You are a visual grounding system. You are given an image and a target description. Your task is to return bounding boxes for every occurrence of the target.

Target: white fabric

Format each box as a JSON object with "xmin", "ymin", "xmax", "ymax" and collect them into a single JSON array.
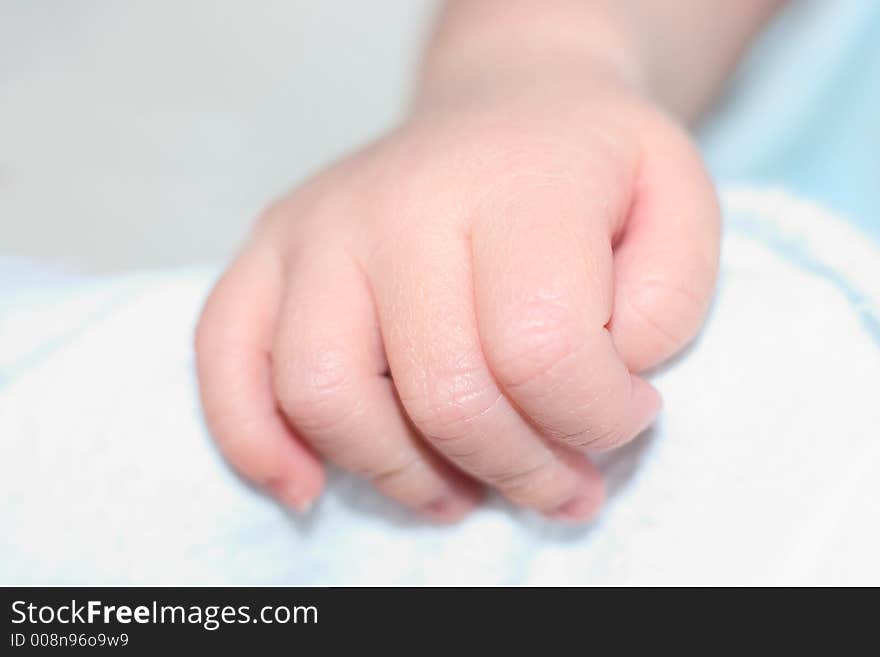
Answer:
[{"xmin": 2, "ymin": 187, "xmax": 878, "ymax": 585}]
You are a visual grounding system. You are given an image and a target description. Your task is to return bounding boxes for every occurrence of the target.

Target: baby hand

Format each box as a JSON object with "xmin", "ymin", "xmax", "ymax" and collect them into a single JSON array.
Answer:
[{"xmin": 195, "ymin": 82, "xmax": 719, "ymax": 522}]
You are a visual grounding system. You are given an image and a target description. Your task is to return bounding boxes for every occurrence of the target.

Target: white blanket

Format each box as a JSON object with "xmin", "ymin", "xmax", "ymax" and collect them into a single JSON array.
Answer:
[{"xmin": 2, "ymin": 187, "xmax": 878, "ymax": 585}]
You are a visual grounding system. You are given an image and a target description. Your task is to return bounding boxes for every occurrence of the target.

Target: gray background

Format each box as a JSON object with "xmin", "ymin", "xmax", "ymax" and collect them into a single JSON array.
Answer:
[{"xmin": 1, "ymin": 0, "xmax": 436, "ymax": 271}]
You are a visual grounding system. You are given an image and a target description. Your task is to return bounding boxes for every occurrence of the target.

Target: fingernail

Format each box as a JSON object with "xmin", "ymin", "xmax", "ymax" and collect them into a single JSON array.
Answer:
[
  {"xmin": 632, "ymin": 379, "xmax": 663, "ymax": 437},
  {"xmin": 268, "ymin": 480, "xmax": 314, "ymax": 513},
  {"xmin": 546, "ymin": 482, "xmax": 604, "ymax": 522},
  {"xmin": 291, "ymin": 497, "xmax": 314, "ymax": 514},
  {"xmin": 421, "ymin": 496, "xmax": 473, "ymax": 523}
]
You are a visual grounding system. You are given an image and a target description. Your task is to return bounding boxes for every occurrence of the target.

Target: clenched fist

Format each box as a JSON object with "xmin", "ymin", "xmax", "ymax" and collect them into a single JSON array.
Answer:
[{"xmin": 195, "ymin": 73, "xmax": 719, "ymax": 523}]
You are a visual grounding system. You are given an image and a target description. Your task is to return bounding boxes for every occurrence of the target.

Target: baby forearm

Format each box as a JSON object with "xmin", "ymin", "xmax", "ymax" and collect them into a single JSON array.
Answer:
[{"xmin": 418, "ymin": 0, "xmax": 784, "ymax": 121}]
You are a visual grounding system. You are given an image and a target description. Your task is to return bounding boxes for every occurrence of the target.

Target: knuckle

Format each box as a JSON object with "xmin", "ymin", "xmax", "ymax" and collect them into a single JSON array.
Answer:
[
  {"xmin": 557, "ymin": 417, "xmax": 626, "ymax": 451},
  {"xmin": 491, "ymin": 458, "xmax": 569, "ymax": 510},
  {"xmin": 367, "ymin": 456, "xmax": 425, "ymax": 491},
  {"xmin": 535, "ymin": 384, "xmax": 631, "ymax": 450},
  {"xmin": 403, "ymin": 367, "xmax": 500, "ymax": 444},
  {"xmin": 488, "ymin": 295, "xmax": 581, "ymax": 390},
  {"xmin": 272, "ymin": 347, "xmax": 357, "ymax": 433},
  {"xmin": 492, "ymin": 458, "xmax": 554, "ymax": 493}
]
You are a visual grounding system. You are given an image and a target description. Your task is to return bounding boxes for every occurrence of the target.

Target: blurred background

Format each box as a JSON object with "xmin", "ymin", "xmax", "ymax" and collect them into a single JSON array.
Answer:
[
  {"xmin": 2, "ymin": 1, "xmax": 877, "ymax": 272},
  {"xmin": 1, "ymin": 0, "xmax": 436, "ymax": 271}
]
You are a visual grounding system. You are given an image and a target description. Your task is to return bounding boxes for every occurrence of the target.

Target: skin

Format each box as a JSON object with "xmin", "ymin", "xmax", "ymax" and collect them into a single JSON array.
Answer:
[{"xmin": 195, "ymin": 0, "xmax": 782, "ymax": 522}]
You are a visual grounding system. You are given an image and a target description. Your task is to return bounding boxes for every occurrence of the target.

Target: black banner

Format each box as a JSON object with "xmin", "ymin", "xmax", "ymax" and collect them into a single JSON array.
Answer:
[
  {"xmin": 0, "ymin": 586, "xmax": 857, "ymax": 651},
  {"xmin": 2, "ymin": 586, "xmax": 654, "ymax": 651}
]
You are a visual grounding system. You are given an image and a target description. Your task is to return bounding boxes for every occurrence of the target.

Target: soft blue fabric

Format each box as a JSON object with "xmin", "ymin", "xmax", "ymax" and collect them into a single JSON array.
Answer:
[
  {"xmin": 3, "ymin": 189, "xmax": 880, "ymax": 585},
  {"xmin": 699, "ymin": 0, "xmax": 880, "ymax": 241}
]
